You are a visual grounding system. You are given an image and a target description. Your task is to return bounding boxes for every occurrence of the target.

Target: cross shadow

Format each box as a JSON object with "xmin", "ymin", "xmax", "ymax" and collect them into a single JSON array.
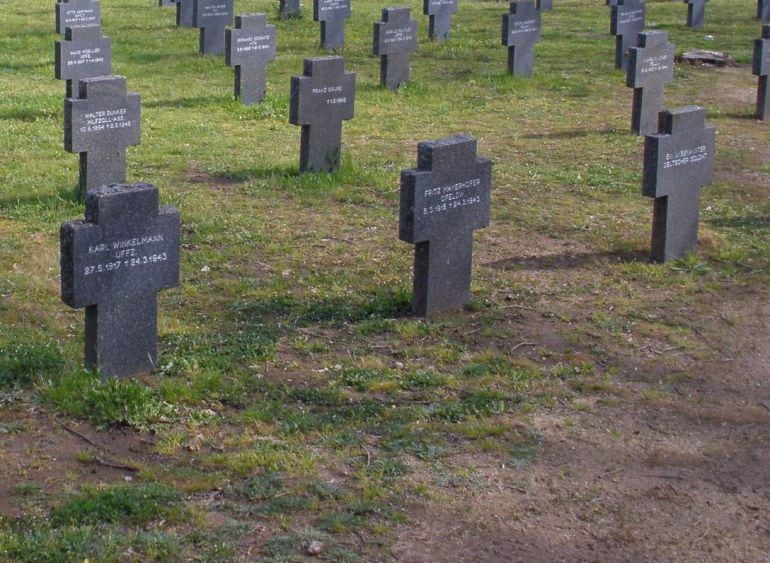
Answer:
[
  {"xmin": 0, "ymin": 107, "xmax": 58, "ymax": 122},
  {"xmin": 485, "ymin": 248, "xmax": 649, "ymax": 271},
  {"xmin": 0, "ymin": 188, "xmax": 79, "ymax": 210},
  {"xmin": 523, "ymin": 127, "xmax": 625, "ymax": 140},
  {"xmin": 143, "ymin": 95, "xmax": 231, "ymax": 109},
  {"xmin": 707, "ymin": 215, "xmax": 770, "ymax": 230}
]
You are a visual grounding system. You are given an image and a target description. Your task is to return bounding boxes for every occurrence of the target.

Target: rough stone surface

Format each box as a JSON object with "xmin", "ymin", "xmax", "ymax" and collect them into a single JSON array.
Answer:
[
  {"xmin": 423, "ymin": 0, "xmax": 457, "ymax": 41},
  {"xmin": 55, "ymin": 24, "xmax": 112, "ymax": 98},
  {"xmin": 684, "ymin": 0, "xmax": 708, "ymax": 28},
  {"xmin": 193, "ymin": 0, "xmax": 234, "ymax": 55},
  {"xmin": 501, "ymin": 1, "xmax": 541, "ymax": 77},
  {"xmin": 60, "ymin": 183, "xmax": 180, "ymax": 379},
  {"xmin": 290, "ymin": 57, "xmax": 355, "ymax": 172},
  {"xmin": 761, "ymin": 0, "xmax": 770, "ymax": 22},
  {"xmin": 225, "ymin": 14, "xmax": 276, "ymax": 105},
  {"xmin": 400, "ymin": 134, "xmax": 492, "ymax": 316},
  {"xmin": 65, "ymin": 76, "xmax": 141, "ymax": 200},
  {"xmin": 611, "ymin": 0, "xmax": 646, "ymax": 71},
  {"xmin": 373, "ymin": 7, "xmax": 418, "ymax": 90},
  {"xmin": 56, "ymin": 0, "xmax": 100, "ymax": 35},
  {"xmin": 313, "ymin": 0, "xmax": 350, "ymax": 50},
  {"xmin": 753, "ymin": 25, "xmax": 770, "ymax": 120},
  {"xmin": 627, "ymin": 30, "xmax": 675, "ymax": 136},
  {"xmin": 643, "ymin": 107, "xmax": 715, "ymax": 263}
]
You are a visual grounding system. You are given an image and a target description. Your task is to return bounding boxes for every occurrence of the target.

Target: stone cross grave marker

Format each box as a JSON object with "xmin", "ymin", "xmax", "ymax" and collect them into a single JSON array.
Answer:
[
  {"xmin": 177, "ymin": 0, "xmax": 194, "ymax": 27},
  {"xmin": 61, "ymin": 183, "xmax": 180, "ymax": 379},
  {"xmin": 55, "ymin": 24, "xmax": 112, "ymax": 98},
  {"xmin": 611, "ymin": 0, "xmax": 645, "ymax": 71},
  {"xmin": 280, "ymin": 0, "xmax": 301, "ymax": 19},
  {"xmin": 753, "ymin": 25, "xmax": 770, "ymax": 120},
  {"xmin": 537, "ymin": 0, "xmax": 552, "ymax": 10},
  {"xmin": 501, "ymin": 1, "xmax": 541, "ymax": 77},
  {"xmin": 399, "ymin": 134, "xmax": 492, "ymax": 316},
  {"xmin": 65, "ymin": 75, "xmax": 141, "ymax": 200},
  {"xmin": 761, "ymin": 0, "xmax": 770, "ymax": 22},
  {"xmin": 194, "ymin": 0, "xmax": 234, "ymax": 55},
  {"xmin": 290, "ymin": 57, "xmax": 355, "ymax": 172},
  {"xmin": 313, "ymin": 0, "xmax": 350, "ymax": 50},
  {"xmin": 424, "ymin": 0, "xmax": 457, "ymax": 41},
  {"xmin": 627, "ymin": 30, "xmax": 675, "ymax": 135},
  {"xmin": 225, "ymin": 14, "xmax": 276, "ymax": 105},
  {"xmin": 373, "ymin": 7, "xmax": 418, "ymax": 90},
  {"xmin": 684, "ymin": 0, "xmax": 707, "ymax": 28},
  {"xmin": 643, "ymin": 107, "xmax": 715, "ymax": 262},
  {"xmin": 56, "ymin": 0, "xmax": 100, "ymax": 35}
]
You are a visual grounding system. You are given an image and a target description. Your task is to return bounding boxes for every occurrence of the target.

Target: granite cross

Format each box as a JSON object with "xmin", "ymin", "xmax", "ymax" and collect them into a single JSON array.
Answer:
[
  {"xmin": 684, "ymin": 0, "xmax": 708, "ymax": 28},
  {"xmin": 501, "ymin": 1, "xmax": 541, "ymax": 77},
  {"xmin": 65, "ymin": 75, "xmax": 141, "ymax": 200},
  {"xmin": 280, "ymin": 0, "xmax": 301, "ymax": 18},
  {"xmin": 611, "ymin": 0, "xmax": 646, "ymax": 71},
  {"xmin": 373, "ymin": 7, "xmax": 418, "ymax": 90},
  {"xmin": 627, "ymin": 30, "xmax": 675, "ymax": 135},
  {"xmin": 642, "ymin": 107, "xmax": 715, "ymax": 262},
  {"xmin": 56, "ymin": 0, "xmax": 100, "ymax": 35},
  {"xmin": 193, "ymin": 0, "xmax": 234, "ymax": 55},
  {"xmin": 314, "ymin": 0, "xmax": 351, "ymax": 50},
  {"xmin": 55, "ymin": 24, "xmax": 112, "ymax": 98},
  {"xmin": 225, "ymin": 14, "xmax": 276, "ymax": 105},
  {"xmin": 290, "ymin": 57, "xmax": 356, "ymax": 172},
  {"xmin": 753, "ymin": 25, "xmax": 770, "ymax": 120},
  {"xmin": 177, "ymin": 0, "xmax": 194, "ymax": 27},
  {"xmin": 61, "ymin": 183, "xmax": 180, "ymax": 379},
  {"xmin": 760, "ymin": 0, "xmax": 770, "ymax": 23},
  {"xmin": 399, "ymin": 135, "xmax": 492, "ymax": 316},
  {"xmin": 537, "ymin": 0, "xmax": 552, "ymax": 10},
  {"xmin": 424, "ymin": 0, "xmax": 457, "ymax": 41}
]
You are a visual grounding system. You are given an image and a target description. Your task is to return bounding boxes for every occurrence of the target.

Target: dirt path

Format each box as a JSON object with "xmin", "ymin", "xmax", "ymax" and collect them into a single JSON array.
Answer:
[{"xmin": 390, "ymin": 296, "xmax": 770, "ymax": 561}]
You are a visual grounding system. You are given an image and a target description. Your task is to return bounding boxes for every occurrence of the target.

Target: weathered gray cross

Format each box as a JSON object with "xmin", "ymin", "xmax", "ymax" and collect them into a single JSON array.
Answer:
[
  {"xmin": 753, "ymin": 25, "xmax": 770, "ymax": 120},
  {"xmin": 61, "ymin": 183, "xmax": 180, "ymax": 378},
  {"xmin": 400, "ymin": 135, "xmax": 492, "ymax": 316},
  {"xmin": 225, "ymin": 14, "xmax": 276, "ymax": 105},
  {"xmin": 643, "ymin": 107, "xmax": 715, "ymax": 262},
  {"xmin": 65, "ymin": 75, "xmax": 141, "ymax": 200},
  {"xmin": 627, "ymin": 30, "xmax": 675, "ymax": 135}
]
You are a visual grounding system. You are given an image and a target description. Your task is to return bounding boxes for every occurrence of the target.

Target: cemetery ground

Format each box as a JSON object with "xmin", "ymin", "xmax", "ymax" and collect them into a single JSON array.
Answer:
[{"xmin": 1, "ymin": 0, "xmax": 769, "ymax": 560}]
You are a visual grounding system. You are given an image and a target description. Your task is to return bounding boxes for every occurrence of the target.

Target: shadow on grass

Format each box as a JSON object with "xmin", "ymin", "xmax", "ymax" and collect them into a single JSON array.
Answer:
[
  {"xmin": 523, "ymin": 127, "xmax": 625, "ymax": 140},
  {"xmin": 143, "ymin": 95, "xmax": 231, "ymax": 109},
  {"xmin": 0, "ymin": 187, "xmax": 79, "ymax": 211},
  {"xmin": 0, "ymin": 107, "xmax": 58, "ymax": 122},
  {"xmin": 707, "ymin": 215, "xmax": 770, "ymax": 230},
  {"xmin": 486, "ymin": 248, "xmax": 648, "ymax": 271}
]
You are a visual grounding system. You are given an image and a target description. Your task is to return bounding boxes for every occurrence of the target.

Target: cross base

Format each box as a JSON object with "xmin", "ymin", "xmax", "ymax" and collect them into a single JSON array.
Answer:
[
  {"xmin": 507, "ymin": 46, "xmax": 535, "ymax": 77},
  {"xmin": 413, "ymin": 232, "xmax": 473, "ymax": 316},
  {"xmin": 381, "ymin": 52, "xmax": 410, "ymax": 90},
  {"xmin": 235, "ymin": 63, "xmax": 267, "ymax": 105},
  {"xmin": 632, "ymin": 85, "xmax": 664, "ymax": 135},
  {"xmin": 85, "ymin": 296, "xmax": 159, "ymax": 378},
  {"xmin": 616, "ymin": 35, "xmax": 633, "ymax": 71},
  {"xmin": 758, "ymin": 75, "xmax": 769, "ymax": 120},
  {"xmin": 301, "ymin": 124, "xmax": 342, "ymax": 172},
  {"xmin": 429, "ymin": 14, "xmax": 451, "ymax": 41},
  {"xmin": 320, "ymin": 20, "xmax": 345, "ymax": 49},
  {"xmin": 651, "ymin": 189, "xmax": 701, "ymax": 263},
  {"xmin": 686, "ymin": 2, "xmax": 706, "ymax": 28},
  {"xmin": 79, "ymin": 148, "xmax": 127, "ymax": 201},
  {"xmin": 200, "ymin": 25, "xmax": 226, "ymax": 55}
]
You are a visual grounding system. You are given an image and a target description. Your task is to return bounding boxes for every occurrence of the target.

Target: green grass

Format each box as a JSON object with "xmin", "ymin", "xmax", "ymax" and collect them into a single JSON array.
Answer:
[{"xmin": 1, "ymin": 0, "xmax": 769, "ymax": 559}]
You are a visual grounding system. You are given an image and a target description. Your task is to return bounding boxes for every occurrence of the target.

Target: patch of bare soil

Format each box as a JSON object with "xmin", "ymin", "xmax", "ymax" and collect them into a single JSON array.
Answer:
[
  {"xmin": 389, "ymin": 293, "xmax": 770, "ymax": 562},
  {"xmin": 0, "ymin": 411, "xmax": 158, "ymax": 518}
]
